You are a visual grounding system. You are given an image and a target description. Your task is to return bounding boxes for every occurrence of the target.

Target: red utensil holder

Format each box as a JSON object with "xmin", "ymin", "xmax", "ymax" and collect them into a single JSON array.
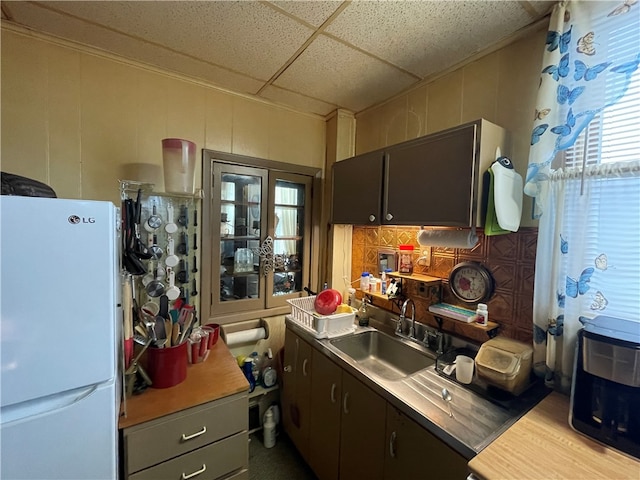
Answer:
[{"xmin": 147, "ymin": 342, "xmax": 187, "ymax": 388}]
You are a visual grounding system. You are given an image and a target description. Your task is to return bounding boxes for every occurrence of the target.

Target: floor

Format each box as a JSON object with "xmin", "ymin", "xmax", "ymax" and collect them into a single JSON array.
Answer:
[{"xmin": 249, "ymin": 430, "xmax": 317, "ymax": 480}]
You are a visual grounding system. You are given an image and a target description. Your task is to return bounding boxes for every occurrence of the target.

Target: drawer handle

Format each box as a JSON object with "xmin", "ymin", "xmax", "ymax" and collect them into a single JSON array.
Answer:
[
  {"xmin": 181, "ymin": 426, "xmax": 207, "ymax": 441},
  {"xmin": 330, "ymin": 383, "xmax": 337, "ymax": 404},
  {"xmin": 343, "ymin": 392, "xmax": 350, "ymax": 414},
  {"xmin": 302, "ymin": 358, "xmax": 308, "ymax": 377},
  {"xmin": 181, "ymin": 464, "xmax": 206, "ymax": 479}
]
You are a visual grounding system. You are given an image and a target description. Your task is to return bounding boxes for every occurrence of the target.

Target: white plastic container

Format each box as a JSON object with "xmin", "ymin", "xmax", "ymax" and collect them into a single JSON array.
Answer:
[
  {"xmin": 360, "ymin": 272, "xmax": 369, "ymax": 291},
  {"xmin": 475, "ymin": 337, "xmax": 533, "ymax": 395},
  {"xmin": 263, "ymin": 409, "xmax": 276, "ymax": 448},
  {"xmin": 475, "ymin": 303, "xmax": 488, "ymax": 326},
  {"xmin": 162, "ymin": 138, "xmax": 196, "ymax": 194}
]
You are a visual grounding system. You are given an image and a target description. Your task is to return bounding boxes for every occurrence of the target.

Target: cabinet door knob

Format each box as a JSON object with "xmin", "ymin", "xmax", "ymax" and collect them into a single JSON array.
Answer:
[
  {"xmin": 343, "ymin": 392, "xmax": 350, "ymax": 414},
  {"xmin": 385, "ymin": 213, "xmax": 393, "ymax": 221},
  {"xmin": 330, "ymin": 383, "xmax": 337, "ymax": 403},
  {"xmin": 302, "ymin": 358, "xmax": 308, "ymax": 376},
  {"xmin": 284, "ymin": 365, "xmax": 292, "ymax": 373},
  {"xmin": 369, "ymin": 215, "xmax": 376, "ymax": 222}
]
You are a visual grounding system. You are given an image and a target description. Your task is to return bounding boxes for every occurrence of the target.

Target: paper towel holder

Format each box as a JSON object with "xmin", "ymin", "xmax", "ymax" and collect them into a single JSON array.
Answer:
[{"xmin": 220, "ymin": 318, "xmax": 270, "ymax": 343}]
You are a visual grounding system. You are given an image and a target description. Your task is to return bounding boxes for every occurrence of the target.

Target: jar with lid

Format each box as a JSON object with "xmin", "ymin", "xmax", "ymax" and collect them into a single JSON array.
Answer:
[
  {"xmin": 360, "ymin": 272, "xmax": 370, "ymax": 291},
  {"xmin": 398, "ymin": 245, "xmax": 414, "ymax": 274},
  {"xmin": 475, "ymin": 303, "xmax": 488, "ymax": 326}
]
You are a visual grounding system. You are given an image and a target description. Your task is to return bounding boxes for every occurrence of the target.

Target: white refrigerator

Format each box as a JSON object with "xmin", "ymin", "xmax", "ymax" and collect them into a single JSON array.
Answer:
[{"xmin": 1, "ymin": 195, "xmax": 121, "ymax": 480}]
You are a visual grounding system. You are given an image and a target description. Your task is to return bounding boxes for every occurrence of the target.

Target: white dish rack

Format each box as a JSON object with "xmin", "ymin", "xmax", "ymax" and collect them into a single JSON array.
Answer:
[{"xmin": 287, "ymin": 296, "xmax": 356, "ymax": 339}]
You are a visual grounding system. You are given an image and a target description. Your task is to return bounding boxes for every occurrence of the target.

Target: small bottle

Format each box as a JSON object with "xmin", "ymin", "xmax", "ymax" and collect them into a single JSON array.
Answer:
[
  {"xmin": 263, "ymin": 408, "xmax": 276, "ymax": 448},
  {"xmin": 250, "ymin": 351, "xmax": 261, "ymax": 383},
  {"xmin": 243, "ymin": 358, "xmax": 256, "ymax": 393},
  {"xmin": 347, "ymin": 287, "xmax": 356, "ymax": 307},
  {"xmin": 381, "ymin": 271, "xmax": 387, "ymax": 295},
  {"xmin": 360, "ymin": 272, "xmax": 370, "ymax": 291},
  {"xmin": 368, "ymin": 275, "xmax": 376, "ymax": 292},
  {"xmin": 475, "ymin": 303, "xmax": 488, "ymax": 326},
  {"xmin": 357, "ymin": 298, "xmax": 369, "ymax": 327},
  {"xmin": 323, "ymin": 282, "xmax": 328, "ymax": 290}
]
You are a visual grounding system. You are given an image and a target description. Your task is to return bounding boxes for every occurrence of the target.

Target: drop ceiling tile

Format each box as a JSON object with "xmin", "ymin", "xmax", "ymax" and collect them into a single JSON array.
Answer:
[
  {"xmin": 274, "ymin": 34, "xmax": 416, "ymax": 112},
  {"xmin": 527, "ymin": 1, "xmax": 555, "ymax": 16},
  {"xmin": 5, "ymin": 2, "xmax": 264, "ymax": 95},
  {"xmin": 325, "ymin": 1, "xmax": 542, "ymax": 78},
  {"xmin": 268, "ymin": 0, "xmax": 343, "ymax": 27},
  {"xmin": 13, "ymin": 1, "xmax": 314, "ymax": 81},
  {"xmin": 260, "ymin": 85, "xmax": 338, "ymax": 116}
]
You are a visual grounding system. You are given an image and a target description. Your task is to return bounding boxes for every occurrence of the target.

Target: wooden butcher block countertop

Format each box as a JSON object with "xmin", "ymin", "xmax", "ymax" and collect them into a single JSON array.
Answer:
[
  {"xmin": 119, "ymin": 339, "xmax": 249, "ymax": 429},
  {"xmin": 468, "ymin": 392, "xmax": 640, "ymax": 479}
]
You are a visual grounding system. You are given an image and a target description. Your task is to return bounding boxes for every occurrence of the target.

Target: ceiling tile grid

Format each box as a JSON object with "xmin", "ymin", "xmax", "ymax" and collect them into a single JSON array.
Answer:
[
  {"xmin": 274, "ymin": 34, "xmax": 417, "ymax": 112},
  {"xmin": 2, "ymin": 0, "xmax": 554, "ymax": 116}
]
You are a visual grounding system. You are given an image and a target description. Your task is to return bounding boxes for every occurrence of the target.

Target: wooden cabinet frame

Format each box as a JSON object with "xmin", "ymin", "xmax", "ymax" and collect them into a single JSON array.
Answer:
[{"xmin": 201, "ymin": 150, "xmax": 322, "ymax": 324}]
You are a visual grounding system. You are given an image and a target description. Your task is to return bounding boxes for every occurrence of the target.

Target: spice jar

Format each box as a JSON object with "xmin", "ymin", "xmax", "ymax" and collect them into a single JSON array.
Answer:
[{"xmin": 398, "ymin": 244, "xmax": 414, "ymax": 274}]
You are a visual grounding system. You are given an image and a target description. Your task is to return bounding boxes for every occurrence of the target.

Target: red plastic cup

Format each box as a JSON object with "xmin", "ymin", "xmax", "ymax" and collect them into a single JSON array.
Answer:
[{"xmin": 202, "ymin": 324, "xmax": 220, "ymax": 348}]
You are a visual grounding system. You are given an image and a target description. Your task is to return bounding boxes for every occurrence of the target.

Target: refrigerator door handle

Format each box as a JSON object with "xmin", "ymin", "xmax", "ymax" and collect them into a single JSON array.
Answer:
[{"xmin": 1, "ymin": 384, "xmax": 98, "ymax": 424}]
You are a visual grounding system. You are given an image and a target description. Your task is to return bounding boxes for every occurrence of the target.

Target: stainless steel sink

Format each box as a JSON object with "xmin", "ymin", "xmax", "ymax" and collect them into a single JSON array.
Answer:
[{"xmin": 329, "ymin": 330, "xmax": 435, "ymax": 381}]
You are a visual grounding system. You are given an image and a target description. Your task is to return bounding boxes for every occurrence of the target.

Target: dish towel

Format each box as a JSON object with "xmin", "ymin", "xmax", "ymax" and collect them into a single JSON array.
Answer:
[{"xmin": 484, "ymin": 167, "xmax": 510, "ymax": 236}]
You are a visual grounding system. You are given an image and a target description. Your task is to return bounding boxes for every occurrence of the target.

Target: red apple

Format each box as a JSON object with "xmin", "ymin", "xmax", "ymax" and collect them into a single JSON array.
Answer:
[{"xmin": 314, "ymin": 289, "xmax": 343, "ymax": 316}]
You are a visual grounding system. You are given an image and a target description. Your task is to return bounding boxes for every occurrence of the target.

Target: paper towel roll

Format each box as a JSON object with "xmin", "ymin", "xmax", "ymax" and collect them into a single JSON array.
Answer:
[
  {"xmin": 225, "ymin": 327, "xmax": 266, "ymax": 347},
  {"xmin": 417, "ymin": 228, "xmax": 478, "ymax": 249}
]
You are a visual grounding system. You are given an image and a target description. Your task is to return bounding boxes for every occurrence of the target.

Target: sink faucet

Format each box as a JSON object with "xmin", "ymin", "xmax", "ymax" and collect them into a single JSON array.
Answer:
[
  {"xmin": 401, "ymin": 298, "xmax": 416, "ymax": 338},
  {"xmin": 424, "ymin": 330, "xmax": 445, "ymax": 356}
]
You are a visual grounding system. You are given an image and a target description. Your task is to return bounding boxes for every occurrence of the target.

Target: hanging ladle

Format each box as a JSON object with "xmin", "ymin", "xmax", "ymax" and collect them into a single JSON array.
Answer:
[{"xmin": 165, "ymin": 204, "xmax": 178, "ymax": 234}]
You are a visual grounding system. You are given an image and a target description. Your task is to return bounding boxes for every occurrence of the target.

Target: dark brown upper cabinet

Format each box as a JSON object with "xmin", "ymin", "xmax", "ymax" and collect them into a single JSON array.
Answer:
[{"xmin": 330, "ymin": 119, "xmax": 509, "ymax": 227}]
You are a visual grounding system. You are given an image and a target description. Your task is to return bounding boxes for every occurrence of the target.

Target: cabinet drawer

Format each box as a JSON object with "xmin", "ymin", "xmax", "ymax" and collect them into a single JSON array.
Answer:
[
  {"xmin": 221, "ymin": 469, "xmax": 248, "ymax": 480},
  {"xmin": 129, "ymin": 431, "xmax": 248, "ymax": 480},
  {"xmin": 124, "ymin": 394, "xmax": 247, "ymax": 474}
]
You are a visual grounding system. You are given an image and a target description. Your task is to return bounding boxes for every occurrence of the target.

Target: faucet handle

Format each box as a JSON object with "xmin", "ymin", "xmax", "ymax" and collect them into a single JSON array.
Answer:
[{"xmin": 396, "ymin": 317, "xmax": 403, "ymax": 334}]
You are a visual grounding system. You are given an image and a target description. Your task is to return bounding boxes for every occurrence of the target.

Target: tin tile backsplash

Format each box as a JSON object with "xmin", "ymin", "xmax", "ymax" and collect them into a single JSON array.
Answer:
[{"xmin": 351, "ymin": 226, "xmax": 537, "ymax": 344}]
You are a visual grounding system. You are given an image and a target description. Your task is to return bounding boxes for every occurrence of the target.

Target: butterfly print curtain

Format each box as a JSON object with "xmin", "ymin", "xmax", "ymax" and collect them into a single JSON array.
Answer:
[{"xmin": 524, "ymin": 0, "xmax": 640, "ymax": 392}]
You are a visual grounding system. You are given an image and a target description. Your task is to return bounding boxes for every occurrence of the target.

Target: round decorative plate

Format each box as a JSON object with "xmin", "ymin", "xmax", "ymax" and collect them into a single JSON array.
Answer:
[{"xmin": 449, "ymin": 262, "xmax": 494, "ymax": 304}]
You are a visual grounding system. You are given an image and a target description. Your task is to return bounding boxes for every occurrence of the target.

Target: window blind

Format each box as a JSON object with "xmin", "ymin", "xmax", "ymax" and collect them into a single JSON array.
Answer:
[{"xmin": 563, "ymin": 9, "xmax": 640, "ymax": 169}]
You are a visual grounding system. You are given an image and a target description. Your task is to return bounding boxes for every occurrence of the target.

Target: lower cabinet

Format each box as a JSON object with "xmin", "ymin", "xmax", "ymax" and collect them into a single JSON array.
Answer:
[
  {"xmin": 281, "ymin": 328, "xmax": 313, "ymax": 462},
  {"xmin": 308, "ymin": 349, "xmax": 386, "ymax": 480},
  {"xmin": 339, "ymin": 371, "xmax": 387, "ymax": 480},
  {"xmin": 121, "ymin": 393, "xmax": 248, "ymax": 480},
  {"xmin": 384, "ymin": 405, "xmax": 467, "ymax": 480},
  {"xmin": 308, "ymin": 350, "xmax": 342, "ymax": 480},
  {"xmin": 284, "ymin": 327, "xmax": 467, "ymax": 480}
]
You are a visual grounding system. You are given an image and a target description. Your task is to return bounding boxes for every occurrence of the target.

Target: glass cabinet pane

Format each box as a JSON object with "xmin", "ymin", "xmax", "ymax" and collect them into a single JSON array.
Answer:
[
  {"xmin": 214, "ymin": 165, "xmax": 268, "ymax": 313},
  {"xmin": 269, "ymin": 177, "xmax": 310, "ymax": 302}
]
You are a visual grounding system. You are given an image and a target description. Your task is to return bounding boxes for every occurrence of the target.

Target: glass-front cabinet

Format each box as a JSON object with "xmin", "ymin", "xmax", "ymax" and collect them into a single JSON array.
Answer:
[{"xmin": 204, "ymin": 159, "xmax": 313, "ymax": 318}]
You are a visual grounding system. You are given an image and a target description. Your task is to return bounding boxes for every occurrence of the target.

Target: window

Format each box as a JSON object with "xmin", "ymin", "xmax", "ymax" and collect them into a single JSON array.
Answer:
[{"xmin": 562, "ymin": 11, "xmax": 640, "ymax": 169}]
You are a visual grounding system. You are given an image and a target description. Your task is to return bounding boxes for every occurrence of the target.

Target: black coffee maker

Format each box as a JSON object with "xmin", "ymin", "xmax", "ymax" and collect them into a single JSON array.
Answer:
[{"xmin": 570, "ymin": 315, "xmax": 640, "ymax": 460}]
